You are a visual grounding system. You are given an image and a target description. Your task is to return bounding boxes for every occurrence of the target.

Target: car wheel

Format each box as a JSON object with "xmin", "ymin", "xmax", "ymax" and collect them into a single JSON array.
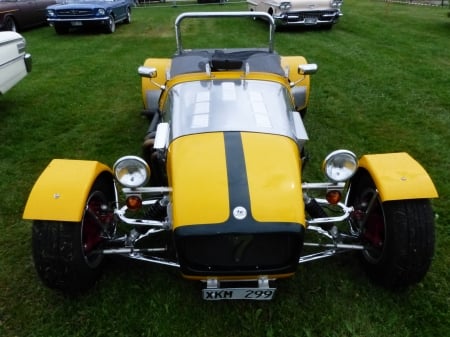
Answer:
[
  {"xmin": 105, "ymin": 15, "xmax": 116, "ymax": 33},
  {"xmin": 4, "ymin": 16, "xmax": 17, "ymax": 32},
  {"xmin": 348, "ymin": 171, "xmax": 435, "ymax": 288},
  {"xmin": 54, "ymin": 24, "xmax": 69, "ymax": 35},
  {"xmin": 124, "ymin": 8, "xmax": 131, "ymax": 24},
  {"xmin": 32, "ymin": 185, "xmax": 112, "ymax": 293}
]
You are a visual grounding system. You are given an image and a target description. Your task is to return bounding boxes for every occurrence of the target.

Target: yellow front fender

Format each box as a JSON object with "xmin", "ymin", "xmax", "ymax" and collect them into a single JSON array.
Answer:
[
  {"xmin": 358, "ymin": 152, "xmax": 438, "ymax": 201},
  {"xmin": 23, "ymin": 159, "xmax": 113, "ymax": 222}
]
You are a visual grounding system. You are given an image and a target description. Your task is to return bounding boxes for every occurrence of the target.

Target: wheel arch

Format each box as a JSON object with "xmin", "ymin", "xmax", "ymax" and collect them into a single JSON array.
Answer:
[
  {"xmin": 4, "ymin": 15, "xmax": 19, "ymax": 31},
  {"xmin": 349, "ymin": 152, "xmax": 438, "ymax": 202},
  {"xmin": 23, "ymin": 159, "xmax": 115, "ymax": 222}
]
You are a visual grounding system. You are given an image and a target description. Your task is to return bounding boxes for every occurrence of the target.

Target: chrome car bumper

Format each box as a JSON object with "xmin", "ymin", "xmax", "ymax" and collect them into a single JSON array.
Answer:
[
  {"xmin": 274, "ymin": 10, "xmax": 342, "ymax": 26},
  {"xmin": 47, "ymin": 16, "xmax": 110, "ymax": 23},
  {"xmin": 24, "ymin": 53, "xmax": 32, "ymax": 73}
]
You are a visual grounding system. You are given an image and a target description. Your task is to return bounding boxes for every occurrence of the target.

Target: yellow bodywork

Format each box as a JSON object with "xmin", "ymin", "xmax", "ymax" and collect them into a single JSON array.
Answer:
[
  {"xmin": 358, "ymin": 152, "xmax": 438, "ymax": 201},
  {"xmin": 242, "ymin": 133, "xmax": 305, "ymax": 223},
  {"xmin": 23, "ymin": 159, "xmax": 112, "ymax": 222},
  {"xmin": 141, "ymin": 56, "xmax": 312, "ymax": 112},
  {"xmin": 168, "ymin": 132, "xmax": 306, "ymax": 229},
  {"xmin": 168, "ymin": 133, "xmax": 230, "ymax": 226}
]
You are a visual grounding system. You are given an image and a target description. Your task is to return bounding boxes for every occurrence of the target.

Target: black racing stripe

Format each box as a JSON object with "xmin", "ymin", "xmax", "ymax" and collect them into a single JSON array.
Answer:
[{"xmin": 223, "ymin": 132, "xmax": 251, "ymax": 216}]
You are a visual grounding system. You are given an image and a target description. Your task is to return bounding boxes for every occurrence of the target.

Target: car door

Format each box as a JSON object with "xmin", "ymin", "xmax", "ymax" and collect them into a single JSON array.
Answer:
[
  {"xmin": 15, "ymin": 0, "xmax": 53, "ymax": 29},
  {"xmin": 15, "ymin": 0, "xmax": 36, "ymax": 28},
  {"xmin": 35, "ymin": 0, "xmax": 56, "ymax": 24}
]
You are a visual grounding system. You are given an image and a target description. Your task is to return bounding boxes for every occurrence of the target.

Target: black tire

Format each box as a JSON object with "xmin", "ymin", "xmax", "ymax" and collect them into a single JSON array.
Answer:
[
  {"xmin": 347, "ymin": 171, "xmax": 435, "ymax": 289},
  {"xmin": 124, "ymin": 8, "xmax": 131, "ymax": 24},
  {"xmin": 105, "ymin": 15, "xmax": 115, "ymax": 33},
  {"xmin": 4, "ymin": 16, "xmax": 17, "ymax": 32},
  {"xmin": 32, "ymin": 184, "xmax": 113, "ymax": 293}
]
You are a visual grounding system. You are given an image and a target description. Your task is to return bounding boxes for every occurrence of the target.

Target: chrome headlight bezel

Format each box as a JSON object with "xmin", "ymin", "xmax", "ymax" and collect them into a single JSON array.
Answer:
[
  {"xmin": 113, "ymin": 156, "xmax": 150, "ymax": 188},
  {"xmin": 97, "ymin": 8, "xmax": 106, "ymax": 16},
  {"xmin": 279, "ymin": 2, "xmax": 292, "ymax": 11},
  {"xmin": 322, "ymin": 150, "xmax": 358, "ymax": 183},
  {"xmin": 330, "ymin": 0, "xmax": 343, "ymax": 8},
  {"xmin": 47, "ymin": 9, "xmax": 56, "ymax": 17}
]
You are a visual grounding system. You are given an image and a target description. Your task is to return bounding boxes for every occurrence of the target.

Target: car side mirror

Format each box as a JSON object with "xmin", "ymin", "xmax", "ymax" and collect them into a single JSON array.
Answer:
[
  {"xmin": 138, "ymin": 66, "xmax": 157, "ymax": 78},
  {"xmin": 298, "ymin": 64, "xmax": 318, "ymax": 75},
  {"xmin": 290, "ymin": 64, "xmax": 318, "ymax": 87},
  {"xmin": 138, "ymin": 66, "xmax": 165, "ymax": 90}
]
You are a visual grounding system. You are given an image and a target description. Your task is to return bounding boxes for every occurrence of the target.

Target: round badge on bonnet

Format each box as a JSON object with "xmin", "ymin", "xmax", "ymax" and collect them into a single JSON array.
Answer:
[{"xmin": 233, "ymin": 206, "xmax": 247, "ymax": 220}]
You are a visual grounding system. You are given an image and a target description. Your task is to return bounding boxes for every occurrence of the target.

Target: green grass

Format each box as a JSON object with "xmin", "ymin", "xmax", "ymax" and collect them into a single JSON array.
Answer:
[{"xmin": 1, "ymin": 1, "xmax": 449, "ymax": 336}]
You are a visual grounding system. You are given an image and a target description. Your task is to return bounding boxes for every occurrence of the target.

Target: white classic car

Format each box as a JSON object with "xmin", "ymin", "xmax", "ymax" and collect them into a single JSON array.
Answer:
[
  {"xmin": 247, "ymin": 0, "xmax": 343, "ymax": 28},
  {"xmin": 0, "ymin": 31, "xmax": 32, "ymax": 94}
]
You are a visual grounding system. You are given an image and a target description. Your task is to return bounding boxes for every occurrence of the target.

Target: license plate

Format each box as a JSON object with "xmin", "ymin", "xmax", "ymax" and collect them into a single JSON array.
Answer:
[
  {"xmin": 71, "ymin": 21, "xmax": 83, "ymax": 26},
  {"xmin": 304, "ymin": 17, "xmax": 317, "ymax": 25},
  {"xmin": 202, "ymin": 288, "xmax": 276, "ymax": 300}
]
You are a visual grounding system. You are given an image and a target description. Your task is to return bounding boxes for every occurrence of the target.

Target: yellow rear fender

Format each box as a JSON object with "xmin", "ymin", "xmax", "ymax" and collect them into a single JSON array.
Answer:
[
  {"xmin": 141, "ymin": 58, "xmax": 171, "ymax": 110},
  {"xmin": 281, "ymin": 56, "xmax": 308, "ymax": 83},
  {"xmin": 281, "ymin": 56, "xmax": 311, "ymax": 111},
  {"xmin": 23, "ymin": 159, "xmax": 115, "ymax": 222},
  {"xmin": 356, "ymin": 152, "xmax": 438, "ymax": 202}
]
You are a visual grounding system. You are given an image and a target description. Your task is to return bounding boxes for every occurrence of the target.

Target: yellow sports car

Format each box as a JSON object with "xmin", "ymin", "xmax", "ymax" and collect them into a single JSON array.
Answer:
[{"xmin": 24, "ymin": 12, "xmax": 438, "ymax": 300}]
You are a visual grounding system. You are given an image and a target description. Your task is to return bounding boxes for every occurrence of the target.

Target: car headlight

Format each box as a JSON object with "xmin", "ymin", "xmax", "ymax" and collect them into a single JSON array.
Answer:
[
  {"xmin": 279, "ymin": 2, "xmax": 291, "ymax": 10},
  {"xmin": 113, "ymin": 156, "xmax": 150, "ymax": 188},
  {"xmin": 97, "ymin": 8, "xmax": 106, "ymax": 16},
  {"xmin": 322, "ymin": 150, "xmax": 358, "ymax": 182},
  {"xmin": 330, "ymin": 0, "xmax": 343, "ymax": 8},
  {"xmin": 47, "ymin": 9, "xmax": 55, "ymax": 17}
]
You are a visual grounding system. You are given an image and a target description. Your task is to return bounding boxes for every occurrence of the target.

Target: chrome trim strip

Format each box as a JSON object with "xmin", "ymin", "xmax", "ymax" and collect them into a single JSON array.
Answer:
[
  {"xmin": 0, "ymin": 37, "xmax": 23, "ymax": 48},
  {"xmin": 0, "ymin": 55, "xmax": 25, "ymax": 70}
]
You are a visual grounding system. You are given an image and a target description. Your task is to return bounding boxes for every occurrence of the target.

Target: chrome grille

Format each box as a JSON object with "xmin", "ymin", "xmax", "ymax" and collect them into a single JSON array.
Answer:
[
  {"xmin": 56, "ymin": 9, "xmax": 94, "ymax": 17},
  {"xmin": 285, "ymin": 10, "xmax": 339, "ymax": 23}
]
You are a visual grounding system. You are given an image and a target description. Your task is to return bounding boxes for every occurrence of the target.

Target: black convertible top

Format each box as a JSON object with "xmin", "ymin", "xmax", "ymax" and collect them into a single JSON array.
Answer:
[{"xmin": 170, "ymin": 49, "xmax": 286, "ymax": 78}]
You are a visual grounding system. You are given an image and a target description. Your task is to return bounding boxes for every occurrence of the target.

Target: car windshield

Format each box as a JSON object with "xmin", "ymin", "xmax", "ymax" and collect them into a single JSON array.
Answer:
[{"xmin": 165, "ymin": 79, "xmax": 297, "ymax": 140}]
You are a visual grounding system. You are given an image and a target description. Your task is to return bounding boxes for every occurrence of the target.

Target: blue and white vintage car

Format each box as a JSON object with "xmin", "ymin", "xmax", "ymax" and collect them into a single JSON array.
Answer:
[{"xmin": 46, "ymin": 0, "xmax": 132, "ymax": 34}]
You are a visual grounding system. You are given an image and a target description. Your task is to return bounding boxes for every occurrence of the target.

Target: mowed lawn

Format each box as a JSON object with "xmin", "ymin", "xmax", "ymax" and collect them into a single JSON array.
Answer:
[{"xmin": 0, "ymin": 1, "xmax": 449, "ymax": 336}]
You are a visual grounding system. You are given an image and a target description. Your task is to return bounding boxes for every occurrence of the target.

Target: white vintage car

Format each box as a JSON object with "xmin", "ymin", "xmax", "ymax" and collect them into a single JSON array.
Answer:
[
  {"xmin": 0, "ymin": 31, "xmax": 32, "ymax": 95},
  {"xmin": 247, "ymin": 0, "xmax": 343, "ymax": 28}
]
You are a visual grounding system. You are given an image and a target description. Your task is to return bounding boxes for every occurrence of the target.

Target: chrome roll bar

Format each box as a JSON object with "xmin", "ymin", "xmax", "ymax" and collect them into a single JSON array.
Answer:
[{"xmin": 174, "ymin": 11, "xmax": 276, "ymax": 54}]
